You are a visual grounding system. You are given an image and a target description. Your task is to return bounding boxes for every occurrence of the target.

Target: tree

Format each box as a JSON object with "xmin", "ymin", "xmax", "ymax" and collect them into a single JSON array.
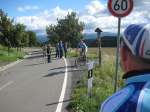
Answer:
[
  {"xmin": 0, "ymin": 9, "xmax": 13, "ymax": 46},
  {"xmin": 0, "ymin": 9, "xmax": 40, "ymax": 49},
  {"xmin": 46, "ymin": 25, "xmax": 59, "ymax": 45},
  {"xmin": 13, "ymin": 24, "xmax": 38, "ymax": 48},
  {"xmin": 21, "ymin": 31, "xmax": 29, "ymax": 47},
  {"xmin": 0, "ymin": 25, "xmax": 3, "ymax": 39},
  {"xmin": 46, "ymin": 12, "xmax": 84, "ymax": 47},
  {"xmin": 27, "ymin": 31, "xmax": 37, "ymax": 47},
  {"xmin": 13, "ymin": 23, "xmax": 26, "ymax": 50},
  {"xmin": 0, "ymin": 9, "xmax": 14, "ymax": 54}
]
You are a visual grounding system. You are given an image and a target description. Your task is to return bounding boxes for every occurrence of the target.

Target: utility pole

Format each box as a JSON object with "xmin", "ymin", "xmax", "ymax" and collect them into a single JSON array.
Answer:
[{"xmin": 95, "ymin": 28, "xmax": 102, "ymax": 66}]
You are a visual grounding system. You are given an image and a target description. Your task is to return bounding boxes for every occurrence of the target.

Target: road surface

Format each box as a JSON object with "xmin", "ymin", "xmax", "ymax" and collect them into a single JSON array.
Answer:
[{"xmin": 0, "ymin": 50, "xmax": 85, "ymax": 112}]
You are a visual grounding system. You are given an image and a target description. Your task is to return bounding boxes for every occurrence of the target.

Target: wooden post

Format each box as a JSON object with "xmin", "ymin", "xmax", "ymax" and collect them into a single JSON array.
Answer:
[{"xmin": 95, "ymin": 28, "xmax": 102, "ymax": 66}]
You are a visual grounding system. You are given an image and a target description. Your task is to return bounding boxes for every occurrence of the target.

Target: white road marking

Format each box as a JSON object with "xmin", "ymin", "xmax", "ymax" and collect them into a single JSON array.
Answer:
[
  {"xmin": 0, "ymin": 60, "xmax": 23, "ymax": 72},
  {"xmin": 55, "ymin": 57, "xmax": 68, "ymax": 112},
  {"xmin": 0, "ymin": 81, "xmax": 14, "ymax": 91}
]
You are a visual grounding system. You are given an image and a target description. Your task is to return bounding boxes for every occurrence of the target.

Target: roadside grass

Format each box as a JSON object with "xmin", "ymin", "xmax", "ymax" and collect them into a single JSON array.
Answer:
[
  {"xmin": 68, "ymin": 49, "xmax": 79, "ymax": 57},
  {"xmin": 67, "ymin": 48, "xmax": 98, "ymax": 60},
  {"xmin": 68, "ymin": 47, "xmax": 124, "ymax": 112},
  {"xmin": 0, "ymin": 45, "xmax": 25, "ymax": 62}
]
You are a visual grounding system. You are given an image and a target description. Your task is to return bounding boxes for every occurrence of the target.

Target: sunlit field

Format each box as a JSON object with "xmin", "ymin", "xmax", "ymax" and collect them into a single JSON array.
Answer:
[
  {"xmin": 88, "ymin": 47, "xmax": 116, "ymax": 56},
  {"xmin": 68, "ymin": 47, "xmax": 116, "ymax": 60}
]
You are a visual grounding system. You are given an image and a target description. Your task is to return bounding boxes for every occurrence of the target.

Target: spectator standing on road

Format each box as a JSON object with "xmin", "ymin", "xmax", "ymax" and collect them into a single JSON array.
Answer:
[
  {"xmin": 100, "ymin": 24, "xmax": 150, "ymax": 112},
  {"xmin": 55, "ymin": 43, "xmax": 60, "ymax": 58},
  {"xmin": 42, "ymin": 45, "xmax": 47, "ymax": 63},
  {"xmin": 59, "ymin": 40, "xmax": 64, "ymax": 58},
  {"xmin": 47, "ymin": 44, "xmax": 51, "ymax": 63},
  {"xmin": 64, "ymin": 42, "xmax": 68, "ymax": 58}
]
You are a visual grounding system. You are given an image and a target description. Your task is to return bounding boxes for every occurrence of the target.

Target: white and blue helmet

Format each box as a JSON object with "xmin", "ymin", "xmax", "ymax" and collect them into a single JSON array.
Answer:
[{"xmin": 123, "ymin": 24, "xmax": 150, "ymax": 59}]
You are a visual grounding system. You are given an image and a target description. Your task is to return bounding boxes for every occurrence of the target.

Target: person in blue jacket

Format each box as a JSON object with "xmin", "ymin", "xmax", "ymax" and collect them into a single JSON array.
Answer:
[
  {"xmin": 55, "ymin": 42, "xmax": 60, "ymax": 59},
  {"xmin": 47, "ymin": 44, "xmax": 51, "ymax": 63},
  {"xmin": 64, "ymin": 42, "xmax": 68, "ymax": 58},
  {"xmin": 100, "ymin": 24, "xmax": 150, "ymax": 112},
  {"xmin": 59, "ymin": 40, "xmax": 64, "ymax": 58}
]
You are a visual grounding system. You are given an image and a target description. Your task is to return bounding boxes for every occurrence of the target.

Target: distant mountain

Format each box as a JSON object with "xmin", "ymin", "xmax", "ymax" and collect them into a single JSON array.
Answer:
[
  {"xmin": 36, "ymin": 32, "xmax": 117, "ymax": 47},
  {"xmin": 36, "ymin": 35, "xmax": 48, "ymax": 43},
  {"xmin": 84, "ymin": 32, "xmax": 117, "ymax": 39},
  {"xmin": 84, "ymin": 32, "xmax": 117, "ymax": 47}
]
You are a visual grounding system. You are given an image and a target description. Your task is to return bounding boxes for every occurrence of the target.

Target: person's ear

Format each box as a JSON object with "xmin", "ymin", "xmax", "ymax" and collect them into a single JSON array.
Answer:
[
  {"xmin": 120, "ymin": 47, "xmax": 129, "ymax": 72},
  {"xmin": 120, "ymin": 47, "xmax": 128, "ymax": 62}
]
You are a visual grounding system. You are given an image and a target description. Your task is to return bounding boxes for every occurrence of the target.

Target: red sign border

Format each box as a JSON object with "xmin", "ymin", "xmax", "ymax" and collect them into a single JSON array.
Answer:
[{"xmin": 108, "ymin": 0, "xmax": 133, "ymax": 17}]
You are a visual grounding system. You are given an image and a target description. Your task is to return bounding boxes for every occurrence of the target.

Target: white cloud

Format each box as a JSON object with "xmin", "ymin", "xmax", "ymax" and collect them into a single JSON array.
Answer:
[
  {"xmin": 17, "ymin": 7, "xmax": 24, "ymax": 12},
  {"xmin": 15, "ymin": 0, "xmax": 150, "ymax": 34},
  {"xmin": 80, "ymin": 0, "xmax": 150, "ymax": 33},
  {"xmin": 15, "ymin": 6, "xmax": 73, "ymax": 35},
  {"xmin": 17, "ymin": 5, "xmax": 39, "ymax": 12},
  {"xmin": 85, "ymin": 0, "xmax": 106, "ymax": 15},
  {"xmin": 134, "ymin": 0, "xmax": 150, "ymax": 7}
]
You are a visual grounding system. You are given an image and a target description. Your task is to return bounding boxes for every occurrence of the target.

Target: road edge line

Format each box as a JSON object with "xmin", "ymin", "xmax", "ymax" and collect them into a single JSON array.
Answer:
[
  {"xmin": 0, "ymin": 60, "xmax": 23, "ymax": 72},
  {"xmin": 55, "ymin": 57, "xmax": 68, "ymax": 112},
  {"xmin": 0, "ymin": 54, "xmax": 32, "ymax": 72},
  {"xmin": 0, "ymin": 81, "xmax": 14, "ymax": 91}
]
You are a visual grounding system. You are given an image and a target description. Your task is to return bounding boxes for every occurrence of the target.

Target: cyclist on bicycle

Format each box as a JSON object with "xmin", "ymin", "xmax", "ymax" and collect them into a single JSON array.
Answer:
[{"xmin": 77, "ymin": 39, "xmax": 88, "ymax": 59}]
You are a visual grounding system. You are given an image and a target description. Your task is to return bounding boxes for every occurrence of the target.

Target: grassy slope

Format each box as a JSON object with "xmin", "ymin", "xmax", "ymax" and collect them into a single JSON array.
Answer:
[
  {"xmin": 0, "ymin": 45, "xmax": 25, "ymax": 62},
  {"xmin": 68, "ymin": 47, "xmax": 124, "ymax": 112}
]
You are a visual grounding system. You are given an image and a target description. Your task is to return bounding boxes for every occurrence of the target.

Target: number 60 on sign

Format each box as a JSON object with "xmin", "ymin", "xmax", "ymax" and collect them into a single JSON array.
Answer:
[{"xmin": 108, "ymin": 0, "xmax": 133, "ymax": 18}]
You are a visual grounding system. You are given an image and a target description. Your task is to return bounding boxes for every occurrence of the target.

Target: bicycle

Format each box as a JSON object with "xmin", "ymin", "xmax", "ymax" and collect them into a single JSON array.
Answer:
[{"xmin": 74, "ymin": 49, "xmax": 87, "ymax": 68}]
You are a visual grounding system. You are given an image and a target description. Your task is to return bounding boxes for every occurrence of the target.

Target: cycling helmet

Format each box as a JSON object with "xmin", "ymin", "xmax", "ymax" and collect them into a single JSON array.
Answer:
[{"xmin": 123, "ymin": 24, "xmax": 150, "ymax": 59}]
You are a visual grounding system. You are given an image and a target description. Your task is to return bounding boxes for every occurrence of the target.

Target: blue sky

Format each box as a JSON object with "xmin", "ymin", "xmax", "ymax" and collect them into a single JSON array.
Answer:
[
  {"xmin": 0, "ymin": 0, "xmax": 106, "ymax": 17},
  {"xmin": 0, "ymin": 0, "xmax": 150, "ymax": 35}
]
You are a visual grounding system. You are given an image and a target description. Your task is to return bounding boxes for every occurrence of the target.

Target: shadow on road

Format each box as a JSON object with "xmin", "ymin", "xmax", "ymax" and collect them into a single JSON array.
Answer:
[
  {"xmin": 26, "ymin": 55, "xmax": 57, "ymax": 61},
  {"xmin": 48, "ymin": 66, "xmax": 75, "ymax": 71},
  {"xmin": 26, "ymin": 55, "xmax": 43, "ymax": 59},
  {"xmin": 46, "ymin": 99, "xmax": 72, "ymax": 106},
  {"xmin": 43, "ymin": 69, "xmax": 86, "ymax": 77},
  {"xmin": 31, "ymin": 50, "xmax": 41, "ymax": 53},
  {"xmin": 29, "ymin": 51, "xmax": 43, "ymax": 55},
  {"xmin": 24, "ymin": 62, "xmax": 44, "ymax": 66}
]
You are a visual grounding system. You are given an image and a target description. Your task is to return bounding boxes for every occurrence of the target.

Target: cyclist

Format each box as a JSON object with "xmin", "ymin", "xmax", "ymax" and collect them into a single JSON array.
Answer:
[{"xmin": 77, "ymin": 39, "xmax": 88, "ymax": 60}]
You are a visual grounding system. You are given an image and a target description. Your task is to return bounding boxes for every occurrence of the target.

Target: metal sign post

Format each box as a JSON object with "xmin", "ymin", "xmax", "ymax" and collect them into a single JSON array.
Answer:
[
  {"xmin": 87, "ymin": 61, "xmax": 94, "ymax": 112},
  {"xmin": 114, "ymin": 18, "xmax": 121, "ymax": 92},
  {"xmin": 87, "ymin": 61, "xmax": 94, "ymax": 97},
  {"xmin": 108, "ymin": 0, "xmax": 133, "ymax": 92}
]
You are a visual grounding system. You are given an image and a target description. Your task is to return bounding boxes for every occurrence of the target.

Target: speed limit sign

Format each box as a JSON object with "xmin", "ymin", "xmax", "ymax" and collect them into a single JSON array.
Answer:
[
  {"xmin": 108, "ymin": 0, "xmax": 133, "ymax": 17},
  {"xmin": 108, "ymin": 0, "xmax": 134, "ymax": 92}
]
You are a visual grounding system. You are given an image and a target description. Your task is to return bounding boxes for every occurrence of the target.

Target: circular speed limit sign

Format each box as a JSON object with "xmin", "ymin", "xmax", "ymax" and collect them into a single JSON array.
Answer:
[{"xmin": 108, "ymin": 0, "xmax": 133, "ymax": 17}]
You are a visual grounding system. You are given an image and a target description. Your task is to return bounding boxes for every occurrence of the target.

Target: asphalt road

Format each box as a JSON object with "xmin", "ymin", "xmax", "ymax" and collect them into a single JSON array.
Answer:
[{"xmin": 0, "ymin": 50, "xmax": 85, "ymax": 112}]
